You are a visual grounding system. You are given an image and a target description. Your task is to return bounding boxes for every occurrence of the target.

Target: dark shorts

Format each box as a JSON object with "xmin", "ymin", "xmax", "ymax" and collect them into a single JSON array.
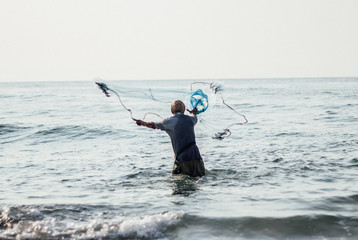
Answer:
[{"xmin": 172, "ymin": 159, "xmax": 205, "ymax": 177}]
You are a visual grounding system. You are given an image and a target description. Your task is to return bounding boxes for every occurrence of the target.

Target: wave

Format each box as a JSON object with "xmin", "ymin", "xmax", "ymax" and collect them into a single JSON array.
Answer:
[
  {"xmin": 0, "ymin": 124, "xmax": 31, "ymax": 135},
  {"xmin": 1, "ymin": 205, "xmax": 357, "ymax": 239},
  {"xmin": 325, "ymin": 194, "xmax": 358, "ymax": 205},
  {"xmin": 176, "ymin": 214, "xmax": 358, "ymax": 240},
  {"xmin": 32, "ymin": 125, "xmax": 117, "ymax": 140},
  {"xmin": 0, "ymin": 123, "xmax": 122, "ymax": 145},
  {"xmin": 0, "ymin": 205, "xmax": 184, "ymax": 240},
  {"xmin": 0, "ymin": 124, "xmax": 33, "ymax": 144}
]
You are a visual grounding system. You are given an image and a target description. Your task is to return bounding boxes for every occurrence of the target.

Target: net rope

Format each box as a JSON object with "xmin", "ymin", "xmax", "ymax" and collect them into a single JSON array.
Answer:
[
  {"xmin": 96, "ymin": 81, "xmax": 248, "ymax": 140},
  {"xmin": 95, "ymin": 82, "xmax": 163, "ymax": 121},
  {"xmin": 190, "ymin": 82, "xmax": 248, "ymax": 140}
]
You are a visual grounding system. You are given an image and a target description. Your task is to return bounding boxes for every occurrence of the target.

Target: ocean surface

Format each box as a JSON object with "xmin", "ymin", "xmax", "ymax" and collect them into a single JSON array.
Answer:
[{"xmin": 1, "ymin": 78, "xmax": 357, "ymax": 239}]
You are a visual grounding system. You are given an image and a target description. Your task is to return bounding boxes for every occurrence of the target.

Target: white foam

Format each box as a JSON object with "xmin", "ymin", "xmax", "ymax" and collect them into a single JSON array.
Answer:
[
  {"xmin": 0, "ymin": 209, "xmax": 185, "ymax": 239},
  {"xmin": 117, "ymin": 211, "xmax": 185, "ymax": 238},
  {"xmin": 80, "ymin": 211, "xmax": 185, "ymax": 239}
]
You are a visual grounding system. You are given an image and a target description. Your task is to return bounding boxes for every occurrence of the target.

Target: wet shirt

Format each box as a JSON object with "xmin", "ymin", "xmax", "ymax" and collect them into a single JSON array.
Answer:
[{"xmin": 155, "ymin": 113, "xmax": 202, "ymax": 163}]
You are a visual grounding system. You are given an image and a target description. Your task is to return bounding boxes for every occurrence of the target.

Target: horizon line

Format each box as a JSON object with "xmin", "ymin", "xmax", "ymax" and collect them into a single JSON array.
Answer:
[{"xmin": 1, "ymin": 76, "xmax": 357, "ymax": 84}]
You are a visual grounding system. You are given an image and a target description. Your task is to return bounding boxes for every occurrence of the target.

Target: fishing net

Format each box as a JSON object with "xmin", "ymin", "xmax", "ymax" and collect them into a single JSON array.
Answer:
[{"xmin": 95, "ymin": 79, "xmax": 247, "ymax": 140}]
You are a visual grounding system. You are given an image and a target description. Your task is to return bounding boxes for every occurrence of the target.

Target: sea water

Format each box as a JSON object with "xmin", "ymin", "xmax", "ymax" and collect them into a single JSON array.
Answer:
[{"xmin": 0, "ymin": 78, "xmax": 357, "ymax": 239}]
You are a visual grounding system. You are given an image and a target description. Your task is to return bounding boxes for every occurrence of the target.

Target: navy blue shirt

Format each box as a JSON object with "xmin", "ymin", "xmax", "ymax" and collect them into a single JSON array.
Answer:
[{"xmin": 155, "ymin": 113, "xmax": 202, "ymax": 162}]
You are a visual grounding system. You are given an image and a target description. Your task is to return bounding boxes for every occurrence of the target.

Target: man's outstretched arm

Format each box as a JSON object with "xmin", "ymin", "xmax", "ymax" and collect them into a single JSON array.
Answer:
[{"xmin": 135, "ymin": 120, "xmax": 156, "ymax": 129}]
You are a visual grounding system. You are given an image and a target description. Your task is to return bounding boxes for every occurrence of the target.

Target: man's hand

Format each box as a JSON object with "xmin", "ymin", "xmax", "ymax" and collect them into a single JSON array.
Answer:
[
  {"xmin": 187, "ymin": 107, "xmax": 198, "ymax": 115},
  {"xmin": 135, "ymin": 119, "xmax": 144, "ymax": 126}
]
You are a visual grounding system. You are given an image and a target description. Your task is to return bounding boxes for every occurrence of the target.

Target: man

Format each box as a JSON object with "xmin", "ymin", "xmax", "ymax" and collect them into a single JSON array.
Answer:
[{"xmin": 135, "ymin": 100, "xmax": 205, "ymax": 177}]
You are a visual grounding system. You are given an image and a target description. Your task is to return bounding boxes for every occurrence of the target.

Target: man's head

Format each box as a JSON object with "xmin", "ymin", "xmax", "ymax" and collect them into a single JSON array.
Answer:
[{"xmin": 171, "ymin": 100, "xmax": 185, "ymax": 114}]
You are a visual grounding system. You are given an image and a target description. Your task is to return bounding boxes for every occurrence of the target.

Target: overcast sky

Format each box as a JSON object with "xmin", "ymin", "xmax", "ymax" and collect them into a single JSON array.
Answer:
[{"xmin": 1, "ymin": 0, "xmax": 357, "ymax": 82}]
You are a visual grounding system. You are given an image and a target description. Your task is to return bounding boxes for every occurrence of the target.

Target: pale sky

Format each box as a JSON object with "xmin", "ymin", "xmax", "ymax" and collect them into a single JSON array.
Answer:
[{"xmin": 0, "ymin": 0, "xmax": 357, "ymax": 82}]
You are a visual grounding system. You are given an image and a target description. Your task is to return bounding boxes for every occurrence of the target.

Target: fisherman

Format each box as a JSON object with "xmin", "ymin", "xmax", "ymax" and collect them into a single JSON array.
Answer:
[{"xmin": 135, "ymin": 100, "xmax": 205, "ymax": 177}]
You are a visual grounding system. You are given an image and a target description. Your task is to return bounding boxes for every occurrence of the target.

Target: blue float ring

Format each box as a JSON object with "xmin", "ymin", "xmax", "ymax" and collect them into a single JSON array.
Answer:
[{"xmin": 189, "ymin": 89, "xmax": 209, "ymax": 114}]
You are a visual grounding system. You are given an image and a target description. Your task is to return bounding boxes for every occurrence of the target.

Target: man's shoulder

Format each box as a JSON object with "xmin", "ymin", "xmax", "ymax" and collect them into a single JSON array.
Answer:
[
  {"xmin": 177, "ymin": 113, "xmax": 197, "ymax": 124},
  {"xmin": 174, "ymin": 113, "xmax": 193, "ymax": 119}
]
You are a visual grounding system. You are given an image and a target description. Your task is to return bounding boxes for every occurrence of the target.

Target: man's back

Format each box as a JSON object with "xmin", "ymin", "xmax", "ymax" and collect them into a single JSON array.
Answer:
[
  {"xmin": 136, "ymin": 100, "xmax": 205, "ymax": 177},
  {"xmin": 155, "ymin": 113, "xmax": 197, "ymax": 159}
]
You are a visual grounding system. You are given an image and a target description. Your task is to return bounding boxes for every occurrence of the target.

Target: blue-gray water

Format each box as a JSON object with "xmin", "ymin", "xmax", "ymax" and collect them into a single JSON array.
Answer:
[{"xmin": 1, "ymin": 78, "xmax": 357, "ymax": 239}]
